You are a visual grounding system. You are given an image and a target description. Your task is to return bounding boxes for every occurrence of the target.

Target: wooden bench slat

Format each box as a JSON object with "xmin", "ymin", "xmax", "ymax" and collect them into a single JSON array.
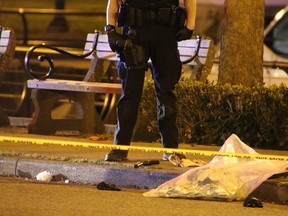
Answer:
[
  {"xmin": 198, "ymin": 49, "xmax": 210, "ymax": 57},
  {"xmin": 178, "ymin": 39, "xmax": 199, "ymax": 47},
  {"xmin": 96, "ymin": 53, "xmax": 118, "ymax": 60},
  {"xmin": 27, "ymin": 79, "xmax": 122, "ymax": 94},
  {"xmin": 0, "ymin": 30, "xmax": 13, "ymax": 54},
  {"xmin": 97, "ymin": 34, "xmax": 108, "ymax": 43},
  {"xmin": 0, "ymin": 38, "xmax": 9, "ymax": 46},
  {"xmin": 87, "ymin": 37, "xmax": 210, "ymax": 51},
  {"xmin": 84, "ymin": 41, "xmax": 94, "ymax": 51},
  {"xmin": 199, "ymin": 40, "xmax": 211, "ymax": 48},
  {"xmin": 1, "ymin": 30, "xmax": 11, "ymax": 38},
  {"xmin": 83, "ymin": 34, "xmax": 212, "ymax": 66},
  {"xmin": 180, "ymin": 48, "xmax": 209, "ymax": 57},
  {"xmin": 90, "ymin": 49, "xmax": 209, "ymax": 64},
  {"xmin": 86, "ymin": 33, "xmax": 96, "ymax": 42},
  {"xmin": 96, "ymin": 42, "xmax": 114, "ymax": 52},
  {"xmin": 83, "ymin": 50, "xmax": 118, "ymax": 60},
  {"xmin": 179, "ymin": 47, "xmax": 202, "ymax": 56}
]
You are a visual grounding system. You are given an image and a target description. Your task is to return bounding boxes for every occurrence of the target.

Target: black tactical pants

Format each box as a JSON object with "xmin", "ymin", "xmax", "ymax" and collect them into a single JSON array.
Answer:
[{"xmin": 114, "ymin": 24, "xmax": 182, "ymax": 149}]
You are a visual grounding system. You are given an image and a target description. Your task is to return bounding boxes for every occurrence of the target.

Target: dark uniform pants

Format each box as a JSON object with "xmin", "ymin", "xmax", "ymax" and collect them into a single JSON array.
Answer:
[{"xmin": 114, "ymin": 24, "xmax": 182, "ymax": 149}]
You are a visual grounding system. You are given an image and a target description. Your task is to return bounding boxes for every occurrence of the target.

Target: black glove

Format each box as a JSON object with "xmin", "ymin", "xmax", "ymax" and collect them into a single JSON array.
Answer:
[
  {"xmin": 176, "ymin": 27, "xmax": 193, "ymax": 41},
  {"xmin": 107, "ymin": 30, "xmax": 125, "ymax": 52}
]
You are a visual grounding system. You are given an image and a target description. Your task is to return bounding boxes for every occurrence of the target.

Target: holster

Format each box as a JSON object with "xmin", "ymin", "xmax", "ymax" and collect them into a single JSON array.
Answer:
[{"xmin": 122, "ymin": 39, "xmax": 146, "ymax": 69}]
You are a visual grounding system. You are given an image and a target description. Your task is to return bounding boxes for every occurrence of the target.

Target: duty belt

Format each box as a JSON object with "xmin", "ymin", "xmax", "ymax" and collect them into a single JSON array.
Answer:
[
  {"xmin": 126, "ymin": 0, "xmax": 179, "ymax": 9},
  {"xmin": 143, "ymin": 9, "xmax": 158, "ymax": 24},
  {"xmin": 127, "ymin": 6, "xmax": 177, "ymax": 27}
]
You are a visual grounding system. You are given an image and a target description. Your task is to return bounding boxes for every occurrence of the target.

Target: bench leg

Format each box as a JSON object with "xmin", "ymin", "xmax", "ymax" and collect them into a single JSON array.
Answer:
[{"xmin": 28, "ymin": 89, "xmax": 105, "ymax": 135}]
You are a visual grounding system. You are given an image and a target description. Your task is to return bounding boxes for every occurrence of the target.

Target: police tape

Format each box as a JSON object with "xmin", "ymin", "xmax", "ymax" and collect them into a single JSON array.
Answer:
[{"xmin": 0, "ymin": 135, "xmax": 288, "ymax": 162}]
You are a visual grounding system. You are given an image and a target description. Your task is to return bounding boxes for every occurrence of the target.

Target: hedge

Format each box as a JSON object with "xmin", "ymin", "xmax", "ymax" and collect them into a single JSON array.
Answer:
[{"xmin": 138, "ymin": 78, "xmax": 288, "ymax": 150}]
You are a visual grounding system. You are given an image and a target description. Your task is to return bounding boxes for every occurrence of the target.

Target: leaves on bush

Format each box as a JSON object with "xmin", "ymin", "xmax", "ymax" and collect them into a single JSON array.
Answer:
[{"xmin": 140, "ymin": 78, "xmax": 288, "ymax": 150}]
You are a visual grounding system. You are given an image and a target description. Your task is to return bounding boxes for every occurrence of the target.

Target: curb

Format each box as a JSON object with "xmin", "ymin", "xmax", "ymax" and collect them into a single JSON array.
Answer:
[
  {"xmin": 0, "ymin": 157, "xmax": 179, "ymax": 189},
  {"xmin": 0, "ymin": 156, "xmax": 287, "ymax": 204},
  {"xmin": 251, "ymin": 178, "xmax": 288, "ymax": 205}
]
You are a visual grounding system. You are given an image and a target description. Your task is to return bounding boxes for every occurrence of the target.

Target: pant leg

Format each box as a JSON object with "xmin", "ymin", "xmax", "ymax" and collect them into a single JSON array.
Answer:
[
  {"xmin": 155, "ymin": 85, "xmax": 179, "ymax": 148},
  {"xmin": 114, "ymin": 62, "xmax": 146, "ymax": 145},
  {"xmin": 149, "ymin": 25, "xmax": 182, "ymax": 149}
]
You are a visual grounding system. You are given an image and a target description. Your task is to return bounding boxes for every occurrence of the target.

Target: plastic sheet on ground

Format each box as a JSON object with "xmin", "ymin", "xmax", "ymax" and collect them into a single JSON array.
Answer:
[{"xmin": 143, "ymin": 134, "xmax": 288, "ymax": 201}]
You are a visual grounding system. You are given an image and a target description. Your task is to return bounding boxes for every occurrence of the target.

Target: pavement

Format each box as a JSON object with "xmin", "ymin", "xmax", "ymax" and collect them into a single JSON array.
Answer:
[{"xmin": 0, "ymin": 125, "xmax": 287, "ymax": 205}]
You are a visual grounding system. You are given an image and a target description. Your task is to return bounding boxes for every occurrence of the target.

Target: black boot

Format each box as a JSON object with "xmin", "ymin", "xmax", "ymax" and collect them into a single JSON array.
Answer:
[{"xmin": 105, "ymin": 150, "xmax": 128, "ymax": 162}]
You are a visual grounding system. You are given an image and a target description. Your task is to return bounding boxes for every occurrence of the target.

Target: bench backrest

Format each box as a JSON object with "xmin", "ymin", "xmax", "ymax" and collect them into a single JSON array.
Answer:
[
  {"xmin": 24, "ymin": 30, "xmax": 214, "ymax": 81},
  {"xmin": 83, "ymin": 32, "xmax": 214, "ymax": 66},
  {"xmin": 0, "ymin": 27, "xmax": 16, "ymax": 78},
  {"xmin": 0, "ymin": 28, "xmax": 15, "ymax": 56}
]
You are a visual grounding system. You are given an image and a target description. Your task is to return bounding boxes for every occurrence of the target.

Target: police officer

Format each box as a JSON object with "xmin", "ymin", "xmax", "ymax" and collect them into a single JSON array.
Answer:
[{"xmin": 104, "ymin": 0, "xmax": 196, "ymax": 162}]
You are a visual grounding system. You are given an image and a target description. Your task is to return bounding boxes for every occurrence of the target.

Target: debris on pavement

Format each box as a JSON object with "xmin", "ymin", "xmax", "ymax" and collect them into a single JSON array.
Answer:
[
  {"xmin": 96, "ymin": 181, "xmax": 121, "ymax": 191},
  {"xmin": 168, "ymin": 154, "xmax": 206, "ymax": 167},
  {"xmin": 36, "ymin": 171, "xmax": 53, "ymax": 182},
  {"xmin": 17, "ymin": 170, "xmax": 32, "ymax": 179},
  {"xmin": 52, "ymin": 173, "xmax": 69, "ymax": 182},
  {"xmin": 243, "ymin": 197, "xmax": 263, "ymax": 208},
  {"xmin": 89, "ymin": 135, "xmax": 108, "ymax": 141},
  {"xmin": 134, "ymin": 160, "xmax": 160, "ymax": 168}
]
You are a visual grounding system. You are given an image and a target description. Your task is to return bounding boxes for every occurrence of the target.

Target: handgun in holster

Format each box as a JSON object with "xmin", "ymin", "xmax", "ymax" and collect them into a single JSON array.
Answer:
[{"xmin": 122, "ymin": 29, "xmax": 146, "ymax": 69}]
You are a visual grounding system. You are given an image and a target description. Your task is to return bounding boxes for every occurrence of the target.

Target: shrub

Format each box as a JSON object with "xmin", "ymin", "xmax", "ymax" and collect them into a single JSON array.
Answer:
[{"xmin": 139, "ymin": 78, "xmax": 288, "ymax": 150}]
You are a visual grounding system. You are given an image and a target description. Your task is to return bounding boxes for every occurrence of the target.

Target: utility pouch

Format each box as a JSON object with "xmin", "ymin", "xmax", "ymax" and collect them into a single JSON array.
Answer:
[
  {"xmin": 176, "ymin": 7, "xmax": 187, "ymax": 29},
  {"xmin": 157, "ymin": 8, "xmax": 171, "ymax": 25},
  {"xmin": 117, "ymin": 3, "xmax": 127, "ymax": 27},
  {"xmin": 123, "ymin": 39, "xmax": 146, "ymax": 69}
]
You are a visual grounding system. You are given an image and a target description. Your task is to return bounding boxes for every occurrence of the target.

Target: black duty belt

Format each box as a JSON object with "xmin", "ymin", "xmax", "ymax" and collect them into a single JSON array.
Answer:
[
  {"xmin": 126, "ymin": 0, "xmax": 179, "ymax": 9},
  {"xmin": 127, "ymin": 6, "xmax": 177, "ymax": 27}
]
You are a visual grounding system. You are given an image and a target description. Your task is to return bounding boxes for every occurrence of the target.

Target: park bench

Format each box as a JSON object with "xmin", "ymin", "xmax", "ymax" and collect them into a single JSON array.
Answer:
[
  {"xmin": 24, "ymin": 30, "xmax": 214, "ymax": 135},
  {"xmin": 0, "ymin": 27, "xmax": 16, "ymax": 83},
  {"xmin": 0, "ymin": 27, "xmax": 16, "ymax": 126}
]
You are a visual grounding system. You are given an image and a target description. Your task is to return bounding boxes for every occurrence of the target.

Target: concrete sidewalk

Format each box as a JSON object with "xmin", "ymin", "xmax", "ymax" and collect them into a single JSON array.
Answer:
[{"xmin": 0, "ymin": 127, "xmax": 287, "ymax": 204}]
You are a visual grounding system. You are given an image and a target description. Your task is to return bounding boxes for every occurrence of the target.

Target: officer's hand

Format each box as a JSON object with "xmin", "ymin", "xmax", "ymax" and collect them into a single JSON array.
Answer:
[
  {"xmin": 107, "ymin": 30, "xmax": 125, "ymax": 52},
  {"xmin": 176, "ymin": 27, "xmax": 193, "ymax": 41}
]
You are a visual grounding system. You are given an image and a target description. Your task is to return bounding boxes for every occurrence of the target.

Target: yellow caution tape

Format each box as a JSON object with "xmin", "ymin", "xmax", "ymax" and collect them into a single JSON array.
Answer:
[{"xmin": 0, "ymin": 135, "xmax": 288, "ymax": 162}]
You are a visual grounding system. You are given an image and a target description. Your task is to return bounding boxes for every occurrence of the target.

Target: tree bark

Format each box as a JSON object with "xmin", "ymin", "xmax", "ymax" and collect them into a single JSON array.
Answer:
[{"xmin": 218, "ymin": 0, "xmax": 264, "ymax": 86}]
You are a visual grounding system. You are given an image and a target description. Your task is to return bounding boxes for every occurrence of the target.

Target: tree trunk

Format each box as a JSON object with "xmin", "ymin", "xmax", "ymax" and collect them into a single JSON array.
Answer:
[{"xmin": 218, "ymin": 0, "xmax": 264, "ymax": 86}]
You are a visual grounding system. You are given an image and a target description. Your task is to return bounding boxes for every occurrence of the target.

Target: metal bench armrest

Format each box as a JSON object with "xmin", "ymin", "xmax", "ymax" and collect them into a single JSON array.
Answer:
[{"xmin": 24, "ymin": 31, "xmax": 100, "ymax": 80}]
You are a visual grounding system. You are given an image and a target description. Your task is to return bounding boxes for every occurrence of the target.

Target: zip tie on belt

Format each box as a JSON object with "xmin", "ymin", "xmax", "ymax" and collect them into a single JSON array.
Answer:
[{"xmin": 0, "ymin": 135, "xmax": 288, "ymax": 162}]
